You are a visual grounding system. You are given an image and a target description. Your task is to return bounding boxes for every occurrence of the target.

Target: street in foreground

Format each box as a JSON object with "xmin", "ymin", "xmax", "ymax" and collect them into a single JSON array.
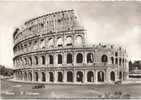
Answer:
[{"xmin": 1, "ymin": 79, "xmax": 141, "ymax": 99}]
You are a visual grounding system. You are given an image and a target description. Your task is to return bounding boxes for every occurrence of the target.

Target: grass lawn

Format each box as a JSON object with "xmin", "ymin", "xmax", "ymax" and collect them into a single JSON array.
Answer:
[{"xmin": 1, "ymin": 79, "xmax": 141, "ymax": 99}]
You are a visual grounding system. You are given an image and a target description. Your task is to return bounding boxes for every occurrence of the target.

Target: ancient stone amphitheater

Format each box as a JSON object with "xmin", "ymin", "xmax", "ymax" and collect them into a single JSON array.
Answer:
[{"xmin": 13, "ymin": 10, "xmax": 128, "ymax": 84}]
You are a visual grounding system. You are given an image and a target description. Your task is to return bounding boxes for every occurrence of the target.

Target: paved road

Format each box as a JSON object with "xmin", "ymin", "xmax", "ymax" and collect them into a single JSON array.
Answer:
[{"xmin": 1, "ymin": 79, "xmax": 141, "ymax": 99}]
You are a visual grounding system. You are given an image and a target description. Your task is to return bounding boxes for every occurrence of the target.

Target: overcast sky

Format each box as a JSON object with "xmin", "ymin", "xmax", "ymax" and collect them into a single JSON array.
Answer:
[{"xmin": 0, "ymin": 1, "xmax": 141, "ymax": 68}]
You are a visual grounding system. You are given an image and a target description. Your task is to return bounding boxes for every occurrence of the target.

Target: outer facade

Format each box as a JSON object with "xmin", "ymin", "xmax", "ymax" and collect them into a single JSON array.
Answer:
[{"xmin": 13, "ymin": 10, "xmax": 128, "ymax": 84}]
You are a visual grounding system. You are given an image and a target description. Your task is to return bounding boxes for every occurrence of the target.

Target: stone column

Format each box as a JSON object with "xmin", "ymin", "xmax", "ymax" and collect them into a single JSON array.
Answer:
[
  {"xmin": 54, "ymin": 71, "xmax": 58, "ymax": 83},
  {"xmin": 54, "ymin": 54, "xmax": 57, "ymax": 67},
  {"xmin": 63, "ymin": 70, "xmax": 67, "ymax": 83},
  {"xmin": 73, "ymin": 70, "xmax": 77, "ymax": 83},
  {"xmin": 95, "ymin": 70, "xmax": 98, "ymax": 84},
  {"xmin": 84, "ymin": 70, "xmax": 87, "ymax": 83}
]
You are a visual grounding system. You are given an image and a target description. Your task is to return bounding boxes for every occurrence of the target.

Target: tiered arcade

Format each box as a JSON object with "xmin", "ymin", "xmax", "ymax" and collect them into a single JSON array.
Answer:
[{"xmin": 13, "ymin": 10, "xmax": 128, "ymax": 84}]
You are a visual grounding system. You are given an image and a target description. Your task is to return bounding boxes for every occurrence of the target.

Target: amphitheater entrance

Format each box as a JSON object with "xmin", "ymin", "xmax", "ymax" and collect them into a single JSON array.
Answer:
[
  {"xmin": 119, "ymin": 71, "xmax": 122, "ymax": 80},
  {"xmin": 41, "ymin": 72, "xmax": 46, "ymax": 82},
  {"xmin": 98, "ymin": 71, "xmax": 104, "ymax": 82},
  {"xmin": 87, "ymin": 71, "xmax": 94, "ymax": 82},
  {"xmin": 58, "ymin": 72, "xmax": 63, "ymax": 82},
  {"xmin": 24, "ymin": 72, "xmax": 27, "ymax": 81},
  {"xmin": 67, "ymin": 71, "xmax": 73, "ymax": 82},
  {"xmin": 49, "ymin": 72, "xmax": 54, "ymax": 82},
  {"xmin": 77, "ymin": 71, "xmax": 83, "ymax": 82},
  {"xmin": 110, "ymin": 71, "xmax": 115, "ymax": 81},
  {"xmin": 34, "ymin": 72, "xmax": 38, "ymax": 81},
  {"xmin": 28, "ymin": 72, "xmax": 32, "ymax": 81}
]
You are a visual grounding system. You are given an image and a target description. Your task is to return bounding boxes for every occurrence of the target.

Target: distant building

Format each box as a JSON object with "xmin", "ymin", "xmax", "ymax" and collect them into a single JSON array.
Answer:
[
  {"xmin": 129, "ymin": 60, "xmax": 141, "ymax": 79},
  {"xmin": 13, "ymin": 10, "xmax": 128, "ymax": 84}
]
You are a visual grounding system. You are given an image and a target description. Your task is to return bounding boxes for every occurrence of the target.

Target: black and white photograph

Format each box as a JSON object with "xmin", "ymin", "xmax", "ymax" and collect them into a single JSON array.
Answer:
[{"xmin": 0, "ymin": 1, "xmax": 141, "ymax": 99}]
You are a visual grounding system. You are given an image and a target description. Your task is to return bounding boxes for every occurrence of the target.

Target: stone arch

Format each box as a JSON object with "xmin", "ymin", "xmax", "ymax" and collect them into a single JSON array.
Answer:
[
  {"xmin": 67, "ymin": 53, "xmax": 73, "ymax": 64},
  {"xmin": 19, "ymin": 71, "xmax": 22, "ymax": 80},
  {"xmin": 76, "ymin": 71, "xmax": 83, "ymax": 82},
  {"xmin": 40, "ymin": 38, "xmax": 45, "ymax": 49},
  {"xmin": 58, "ymin": 54, "xmax": 62, "ymax": 64},
  {"xmin": 33, "ymin": 40, "xmax": 38, "ymax": 50},
  {"xmin": 49, "ymin": 72, "xmax": 54, "ymax": 82},
  {"xmin": 110, "ymin": 71, "xmax": 115, "ymax": 81},
  {"xmin": 49, "ymin": 55, "xmax": 54, "ymax": 64},
  {"xmin": 75, "ymin": 35, "xmax": 83, "ymax": 46},
  {"xmin": 41, "ymin": 72, "xmax": 46, "ymax": 82},
  {"xmin": 41, "ymin": 56, "xmax": 46, "ymax": 65},
  {"xmin": 24, "ymin": 71, "xmax": 27, "ymax": 81},
  {"xmin": 28, "ymin": 72, "xmax": 32, "ymax": 81},
  {"xmin": 57, "ymin": 37, "xmax": 63, "ymax": 47},
  {"xmin": 119, "ymin": 58, "xmax": 122, "ymax": 65},
  {"xmin": 115, "ymin": 58, "xmax": 118, "ymax": 64},
  {"xmin": 119, "ymin": 71, "xmax": 122, "ymax": 80},
  {"xmin": 48, "ymin": 38, "xmax": 54, "ymax": 48},
  {"xmin": 67, "ymin": 71, "xmax": 73, "ymax": 82},
  {"xmin": 111, "ymin": 57, "xmax": 114, "ymax": 64},
  {"xmin": 29, "ymin": 56, "xmax": 32, "ymax": 65},
  {"xmin": 24, "ymin": 57, "xmax": 28, "ymax": 65},
  {"xmin": 101, "ymin": 55, "xmax": 108, "ymax": 63},
  {"xmin": 34, "ymin": 72, "xmax": 38, "ymax": 81},
  {"xmin": 98, "ymin": 71, "xmax": 104, "ymax": 82},
  {"xmin": 34, "ymin": 56, "xmax": 38, "ymax": 65},
  {"xmin": 58, "ymin": 72, "xmax": 63, "ymax": 82},
  {"xmin": 66, "ymin": 36, "xmax": 72, "ymax": 46},
  {"xmin": 87, "ymin": 71, "xmax": 94, "ymax": 82},
  {"xmin": 76, "ymin": 53, "xmax": 83, "ymax": 63},
  {"xmin": 87, "ymin": 53, "xmax": 94, "ymax": 63}
]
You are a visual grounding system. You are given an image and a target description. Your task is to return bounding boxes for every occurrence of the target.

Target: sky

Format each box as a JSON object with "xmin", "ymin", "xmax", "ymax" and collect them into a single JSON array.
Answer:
[{"xmin": 0, "ymin": 1, "xmax": 141, "ymax": 68}]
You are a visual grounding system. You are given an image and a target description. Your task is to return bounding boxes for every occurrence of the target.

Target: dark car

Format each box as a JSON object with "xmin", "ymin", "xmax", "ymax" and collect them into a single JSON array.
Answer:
[
  {"xmin": 32, "ymin": 84, "xmax": 45, "ymax": 89},
  {"xmin": 114, "ymin": 80, "xmax": 122, "ymax": 85}
]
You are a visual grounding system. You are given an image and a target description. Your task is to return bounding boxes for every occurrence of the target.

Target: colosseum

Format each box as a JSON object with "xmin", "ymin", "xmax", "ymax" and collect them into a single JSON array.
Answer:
[{"xmin": 13, "ymin": 10, "xmax": 129, "ymax": 84}]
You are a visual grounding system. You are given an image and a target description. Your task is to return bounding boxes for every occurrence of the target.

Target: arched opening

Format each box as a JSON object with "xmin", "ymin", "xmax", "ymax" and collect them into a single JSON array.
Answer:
[
  {"xmin": 35, "ymin": 56, "xmax": 38, "ymax": 65},
  {"xmin": 41, "ymin": 72, "xmax": 46, "ymax": 82},
  {"xmin": 67, "ymin": 53, "xmax": 73, "ymax": 64},
  {"xmin": 34, "ymin": 72, "xmax": 38, "ymax": 81},
  {"xmin": 24, "ymin": 72, "xmax": 27, "ymax": 81},
  {"xmin": 29, "ymin": 57, "xmax": 32, "ymax": 65},
  {"xmin": 87, "ymin": 53, "xmax": 94, "ymax": 63},
  {"xmin": 49, "ymin": 55, "xmax": 53, "ymax": 64},
  {"xmin": 75, "ymin": 35, "xmax": 83, "ymax": 46},
  {"xmin": 76, "ymin": 53, "xmax": 83, "ymax": 63},
  {"xmin": 66, "ymin": 36, "xmax": 72, "ymax": 46},
  {"xmin": 40, "ymin": 39, "xmax": 45, "ymax": 49},
  {"xmin": 33, "ymin": 40, "xmax": 38, "ymax": 50},
  {"xmin": 101, "ymin": 55, "xmax": 108, "ymax": 63},
  {"xmin": 41, "ymin": 56, "xmax": 46, "ymax": 65},
  {"xmin": 58, "ymin": 54, "xmax": 62, "ymax": 64},
  {"xmin": 115, "ymin": 58, "xmax": 118, "ymax": 64},
  {"xmin": 110, "ymin": 71, "xmax": 115, "ymax": 81},
  {"xmin": 19, "ymin": 71, "xmax": 22, "ymax": 80},
  {"xmin": 48, "ymin": 38, "xmax": 54, "ymax": 48},
  {"xmin": 77, "ymin": 71, "xmax": 83, "ymax": 82},
  {"xmin": 58, "ymin": 72, "xmax": 63, "ymax": 82},
  {"xmin": 115, "ymin": 52, "xmax": 118, "ymax": 56},
  {"xmin": 98, "ymin": 71, "xmax": 104, "ymax": 82},
  {"xmin": 49, "ymin": 72, "xmax": 54, "ymax": 82},
  {"xmin": 24, "ymin": 58, "xmax": 28, "ymax": 65},
  {"xmin": 67, "ymin": 71, "xmax": 73, "ymax": 82},
  {"xmin": 111, "ymin": 57, "xmax": 114, "ymax": 64},
  {"xmin": 119, "ymin": 71, "xmax": 122, "ymax": 80},
  {"xmin": 57, "ymin": 37, "xmax": 63, "ymax": 47},
  {"xmin": 87, "ymin": 71, "xmax": 94, "ymax": 82},
  {"xmin": 119, "ymin": 58, "xmax": 122, "ymax": 66},
  {"xmin": 28, "ymin": 72, "xmax": 32, "ymax": 81}
]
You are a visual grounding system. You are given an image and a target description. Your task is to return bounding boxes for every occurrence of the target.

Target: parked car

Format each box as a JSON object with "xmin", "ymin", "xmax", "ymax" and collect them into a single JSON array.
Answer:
[
  {"xmin": 32, "ymin": 84, "xmax": 45, "ymax": 89},
  {"xmin": 115, "ymin": 80, "xmax": 122, "ymax": 85}
]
